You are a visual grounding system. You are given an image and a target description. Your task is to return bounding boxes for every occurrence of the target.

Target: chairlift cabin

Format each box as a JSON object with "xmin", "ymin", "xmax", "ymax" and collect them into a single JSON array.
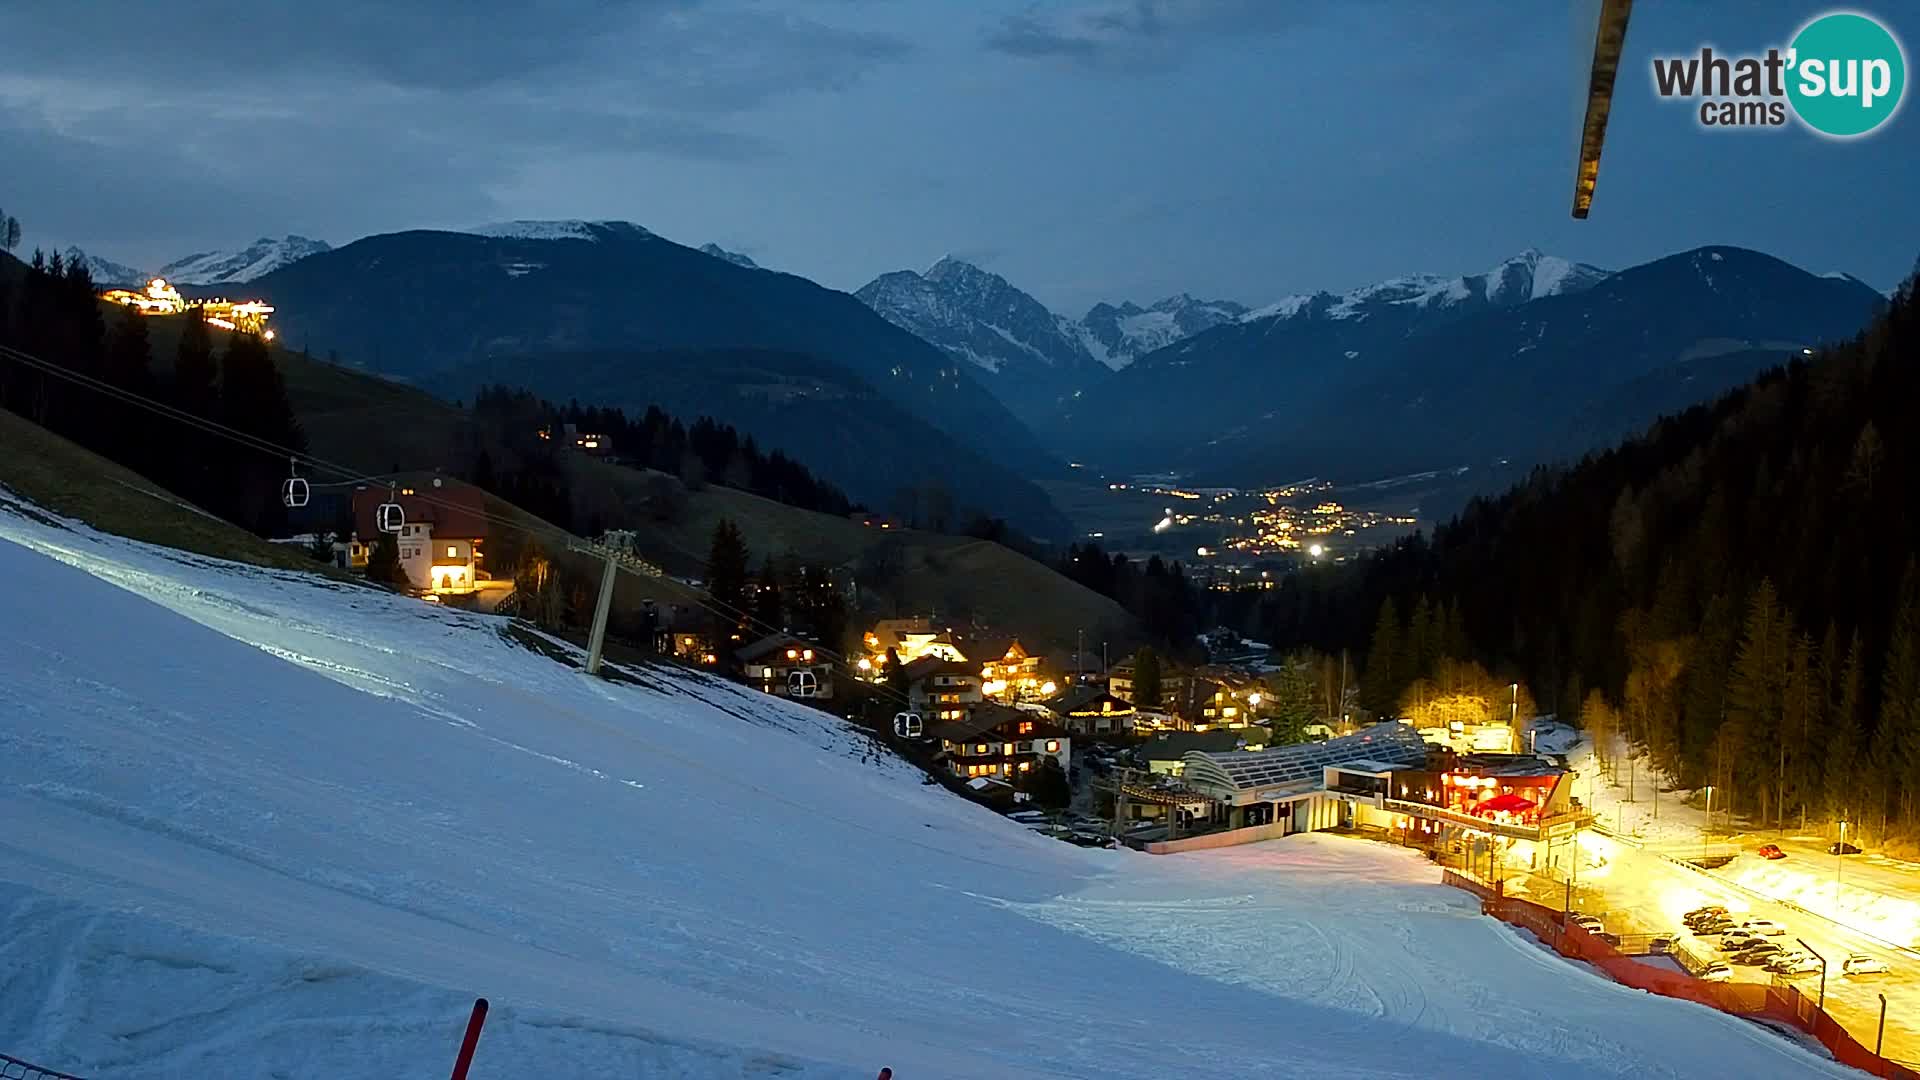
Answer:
[
  {"xmin": 892, "ymin": 711, "xmax": 924, "ymax": 738},
  {"xmin": 282, "ymin": 476, "xmax": 309, "ymax": 509},
  {"xmin": 787, "ymin": 669, "xmax": 819, "ymax": 698},
  {"xmin": 376, "ymin": 496, "xmax": 405, "ymax": 534}
]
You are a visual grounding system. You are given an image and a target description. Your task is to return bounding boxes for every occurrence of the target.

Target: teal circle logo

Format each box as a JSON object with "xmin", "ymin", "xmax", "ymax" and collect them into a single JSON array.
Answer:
[{"xmin": 1787, "ymin": 12, "xmax": 1906, "ymax": 137}]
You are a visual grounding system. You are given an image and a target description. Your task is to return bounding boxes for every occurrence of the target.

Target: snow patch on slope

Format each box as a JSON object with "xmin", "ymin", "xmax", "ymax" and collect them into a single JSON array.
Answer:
[
  {"xmin": 463, "ymin": 220, "xmax": 653, "ymax": 242},
  {"xmin": 157, "ymin": 236, "xmax": 332, "ymax": 285}
]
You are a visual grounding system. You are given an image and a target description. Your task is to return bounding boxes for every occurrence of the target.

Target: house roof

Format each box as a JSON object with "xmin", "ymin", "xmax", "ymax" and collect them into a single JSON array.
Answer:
[
  {"xmin": 1143, "ymin": 730, "xmax": 1243, "ymax": 761},
  {"xmin": 901, "ymin": 655, "xmax": 976, "ymax": 686},
  {"xmin": 1044, "ymin": 685, "xmax": 1131, "ymax": 716},
  {"xmin": 736, "ymin": 633, "xmax": 815, "ymax": 664},
  {"xmin": 350, "ymin": 474, "xmax": 489, "ymax": 539},
  {"xmin": 932, "ymin": 703, "xmax": 1067, "ymax": 743}
]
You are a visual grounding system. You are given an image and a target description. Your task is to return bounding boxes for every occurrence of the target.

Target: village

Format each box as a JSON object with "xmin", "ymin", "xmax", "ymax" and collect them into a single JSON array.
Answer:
[{"xmin": 273, "ymin": 462, "xmax": 1584, "ymax": 879}]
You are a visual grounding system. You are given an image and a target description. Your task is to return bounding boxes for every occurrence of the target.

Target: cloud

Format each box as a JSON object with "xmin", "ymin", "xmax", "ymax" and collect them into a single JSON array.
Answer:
[
  {"xmin": 983, "ymin": 0, "xmax": 1339, "ymax": 69},
  {"xmin": 0, "ymin": 1, "xmax": 913, "ymax": 262}
]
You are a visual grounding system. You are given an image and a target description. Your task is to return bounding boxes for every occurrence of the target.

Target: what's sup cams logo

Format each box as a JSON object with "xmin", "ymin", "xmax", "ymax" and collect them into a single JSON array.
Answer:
[{"xmin": 1651, "ymin": 10, "xmax": 1906, "ymax": 137}]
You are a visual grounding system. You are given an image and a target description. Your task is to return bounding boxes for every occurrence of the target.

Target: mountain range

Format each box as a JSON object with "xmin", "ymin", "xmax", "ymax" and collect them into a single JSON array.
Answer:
[
  {"xmin": 58, "ymin": 236, "xmax": 332, "ymax": 287},
  {"xmin": 1057, "ymin": 246, "xmax": 1885, "ymax": 482},
  {"xmin": 855, "ymin": 257, "xmax": 1247, "ymax": 425},
  {"xmin": 244, "ymin": 221, "xmax": 1072, "ymax": 538}
]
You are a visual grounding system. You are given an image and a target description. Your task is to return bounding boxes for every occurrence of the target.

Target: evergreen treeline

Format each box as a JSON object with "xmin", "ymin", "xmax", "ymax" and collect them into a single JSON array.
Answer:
[
  {"xmin": 469, "ymin": 386, "xmax": 855, "ymax": 518},
  {"xmin": 1265, "ymin": 273, "xmax": 1920, "ymax": 837},
  {"xmin": 1057, "ymin": 541, "xmax": 1206, "ymax": 651},
  {"xmin": 704, "ymin": 516, "xmax": 849, "ymax": 652},
  {"xmin": 0, "ymin": 250, "xmax": 306, "ymax": 535}
]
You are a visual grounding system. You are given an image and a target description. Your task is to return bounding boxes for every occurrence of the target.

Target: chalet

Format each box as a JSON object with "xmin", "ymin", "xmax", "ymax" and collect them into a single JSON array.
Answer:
[
  {"xmin": 902, "ymin": 656, "xmax": 982, "ymax": 724},
  {"xmin": 933, "ymin": 703, "xmax": 1070, "ymax": 782},
  {"xmin": 1042, "ymin": 685, "xmax": 1136, "ymax": 736},
  {"xmin": 862, "ymin": 617, "xmax": 967, "ymax": 674},
  {"xmin": 1107, "ymin": 660, "xmax": 1189, "ymax": 711},
  {"xmin": 349, "ymin": 476, "xmax": 490, "ymax": 596},
  {"xmin": 737, "ymin": 633, "xmax": 833, "ymax": 701},
  {"xmin": 1182, "ymin": 678, "xmax": 1252, "ymax": 730},
  {"xmin": 976, "ymin": 638, "xmax": 1054, "ymax": 702}
]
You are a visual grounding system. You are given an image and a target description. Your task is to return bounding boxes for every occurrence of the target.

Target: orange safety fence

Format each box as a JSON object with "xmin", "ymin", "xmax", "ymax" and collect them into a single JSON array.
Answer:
[{"xmin": 1442, "ymin": 870, "xmax": 1920, "ymax": 1079}]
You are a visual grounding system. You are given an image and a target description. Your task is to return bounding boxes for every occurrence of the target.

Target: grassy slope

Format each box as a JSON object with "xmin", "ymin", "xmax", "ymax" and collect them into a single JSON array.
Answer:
[
  {"xmin": 7, "ymin": 281, "xmax": 1136, "ymax": 651},
  {"xmin": 0, "ymin": 409, "xmax": 336, "ymax": 574},
  {"xmin": 567, "ymin": 459, "xmax": 1140, "ymax": 653}
]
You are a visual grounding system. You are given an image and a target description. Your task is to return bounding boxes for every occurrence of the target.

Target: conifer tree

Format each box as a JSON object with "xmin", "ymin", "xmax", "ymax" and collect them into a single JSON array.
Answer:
[
  {"xmin": 1132, "ymin": 647, "xmax": 1163, "ymax": 709},
  {"xmin": 704, "ymin": 518, "xmax": 750, "ymax": 630},
  {"xmin": 751, "ymin": 554, "xmax": 783, "ymax": 633},
  {"xmin": 1883, "ymin": 562, "xmax": 1920, "ymax": 825},
  {"xmin": 101, "ymin": 305, "xmax": 156, "ymax": 468},
  {"xmin": 1826, "ymin": 630, "xmax": 1865, "ymax": 822},
  {"xmin": 1362, "ymin": 597, "xmax": 1402, "ymax": 717}
]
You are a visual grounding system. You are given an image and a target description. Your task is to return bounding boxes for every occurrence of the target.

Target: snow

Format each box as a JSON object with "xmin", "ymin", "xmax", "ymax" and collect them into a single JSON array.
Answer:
[
  {"xmin": 0, "ymin": 496, "xmax": 1861, "ymax": 1079},
  {"xmin": 462, "ymin": 220, "xmax": 651, "ymax": 242},
  {"xmin": 156, "ymin": 236, "xmax": 332, "ymax": 285}
]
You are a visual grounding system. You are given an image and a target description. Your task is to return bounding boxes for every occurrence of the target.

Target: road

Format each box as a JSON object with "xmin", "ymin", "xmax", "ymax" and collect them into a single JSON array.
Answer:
[{"xmin": 1501, "ymin": 829, "xmax": 1920, "ymax": 1066}]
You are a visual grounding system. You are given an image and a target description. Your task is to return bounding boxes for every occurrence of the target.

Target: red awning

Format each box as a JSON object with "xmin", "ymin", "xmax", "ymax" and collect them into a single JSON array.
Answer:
[{"xmin": 1476, "ymin": 792, "xmax": 1538, "ymax": 814}]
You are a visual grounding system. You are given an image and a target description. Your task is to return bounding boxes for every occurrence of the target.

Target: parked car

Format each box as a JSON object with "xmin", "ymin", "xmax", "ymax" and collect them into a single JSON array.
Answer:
[
  {"xmin": 1844, "ymin": 955, "xmax": 1891, "ymax": 976},
  {"xmin": 1768, "ymin": 955, "xmax": 1821, "ymax": 975},
  {"xmin": 1733, "ymin": 943, "xmax": 1784, "ymax": 965},
  {"xmin": 1571, "ymin": 915, "xmax": 1604, "ymax": 933},
  {"xmin": 1695, "ymin": 919, "xmax": 1736, "ymax": 936},
  {"xmin": 1701, "ymin": 962, "xmax": 1735, "ymax": 982},
  {"xmin": 1757, "ymin": 844, "xmax": 1786, "ymax": 860},
  {"xmin": 1738, "ymin": 918, "xmax": 1786, "ymax": 936},
  {"xmin": 1688, "ymin": 904, "xmax": 1730, "ymax": 918},
  {"xmin": 1718, "ymin": 930, "xmax": 1763, "ymax": 950},
  {"xmin": 1830, "ymin": 841, "xmax": 1863, "ymax": 855}
]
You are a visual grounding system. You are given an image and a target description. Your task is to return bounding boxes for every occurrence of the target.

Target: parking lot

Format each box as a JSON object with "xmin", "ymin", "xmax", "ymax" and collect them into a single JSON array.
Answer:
[{"xmin": 1497, "ymin": 829, "xmax": 1920, "ymax": 1065}]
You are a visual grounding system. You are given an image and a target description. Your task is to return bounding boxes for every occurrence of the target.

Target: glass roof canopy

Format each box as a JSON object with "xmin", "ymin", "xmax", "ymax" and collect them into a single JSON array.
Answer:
[{"xmin": 1182, "ymin": 721, "xmax": 1430, "ymax": 796}]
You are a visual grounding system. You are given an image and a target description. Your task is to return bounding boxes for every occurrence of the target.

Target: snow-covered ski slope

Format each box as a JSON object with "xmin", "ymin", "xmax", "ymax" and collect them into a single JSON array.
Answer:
[{"xmin": 0, "ymin": 495, "xmax": 1857, "ymax": 1079}]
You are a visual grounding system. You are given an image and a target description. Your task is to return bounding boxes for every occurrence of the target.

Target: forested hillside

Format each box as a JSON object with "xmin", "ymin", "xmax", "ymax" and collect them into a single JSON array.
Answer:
[{"xmin": 1265, "ymin": 272, "xmax": 1920, "ymax": 837}]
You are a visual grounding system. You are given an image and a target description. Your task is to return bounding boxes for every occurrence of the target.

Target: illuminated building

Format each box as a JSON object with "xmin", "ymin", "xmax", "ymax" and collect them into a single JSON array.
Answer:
[
  {"xmin": 932, "ymin": 703, "xmax": 1070, "ymax": 781},
  {"xmin": 100, "ymin": 278, "xmax": 278, "ymax": 338}
]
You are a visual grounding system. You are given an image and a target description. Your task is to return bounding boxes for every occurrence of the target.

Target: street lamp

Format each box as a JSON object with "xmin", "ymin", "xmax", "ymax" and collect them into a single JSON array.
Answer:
[
  {"xmin": 1703, "ymin": 786, "xmax": 1715, "ymax": 859},
  {"xmin": 1799, "ymin": 937, "xmax": 1828, "ymax": 1010},
  {"xmin": 1838, "ymin": 819, "xmax": 1850, "ymax": 896}
]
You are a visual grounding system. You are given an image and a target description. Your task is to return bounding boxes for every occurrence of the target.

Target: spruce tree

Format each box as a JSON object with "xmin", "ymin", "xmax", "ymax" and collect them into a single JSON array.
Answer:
[
  {"xmin": 169, "ymin": 307, "xmax": 219, "ymax": 506},
  {"xmin": 751, "ymin": 554, "xmax": 783, "ymax": 633},
  {"xmin": 1132, "ymin": 647, "xmax": 1163, "ymax": 709},
  {"xmin": 1826, "ymin": 630, "xmax": 1865, "ymax": 822},
  {"xmin": 1726, "ymin": 579, "xmax": 1790, "ymax": 822},
  {"xmin": 1883, "ymin": 561, "xmax": 1920, "ymax": 825},
  {"xmin": 1362, "ymin": 598, "xmax": 1402, "ymax": 717},
  {"xmin": 102, "ymin": 306, "xmax": 156, "ymax": 469},
  {"xmin": 704, "ymin": 518, "xmax": 750, "ymax": 630}
]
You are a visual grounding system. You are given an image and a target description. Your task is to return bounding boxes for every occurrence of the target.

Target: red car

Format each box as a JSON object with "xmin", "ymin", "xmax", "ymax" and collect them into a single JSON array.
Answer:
[{"xmin": 1757, "ymin": 844, "xmax": 1786, "ymax": 860}]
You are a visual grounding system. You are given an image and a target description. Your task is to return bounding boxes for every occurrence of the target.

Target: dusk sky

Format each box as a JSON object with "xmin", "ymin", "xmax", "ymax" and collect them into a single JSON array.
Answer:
[{"xmin": 4, "ymin": 1, "xmax": 1914, "ymax": 312}]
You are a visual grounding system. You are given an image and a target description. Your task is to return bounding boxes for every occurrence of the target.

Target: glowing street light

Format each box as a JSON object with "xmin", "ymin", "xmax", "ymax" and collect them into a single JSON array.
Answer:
[{"xmin": 1307, "ymin": 543, "xmax": 1325, "ymax": 559}]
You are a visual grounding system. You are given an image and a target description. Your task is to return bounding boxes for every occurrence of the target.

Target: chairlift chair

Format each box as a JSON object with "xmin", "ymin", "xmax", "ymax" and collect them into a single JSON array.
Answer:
[
  {"xmin": 787, "ymin": 669, "xmax": 819, "ymax": 699},
  {"xmin": 893, "ymin": 711, "xmax": 924, "ymax": 738}
]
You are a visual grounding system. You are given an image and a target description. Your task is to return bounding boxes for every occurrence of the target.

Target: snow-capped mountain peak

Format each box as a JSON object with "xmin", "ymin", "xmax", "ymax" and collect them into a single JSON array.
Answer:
[
  {"xmin": 1237, "ymin": 250, "xmax": 1610, "ymax": 328},
  {"xmin": 61, "ymin": 247, "xmax": 148, "ymax": 287},
  {"xmin": 157, "ymin": 235, "xmax": 332, "ymax": 286},
  {"xmin": 461, "ymin": 219, "xmax": 652, "ymax": 242},
  {"xmin": 1078, "ymin": 293, "xmax": 1249, "ymax": 370},
  {"xmin": 855, "ymin": 259, "xmax": 1104, "ymax": 419},
  {"xmin": 699, "ymin": 242, "xmax": 759, "ymax": 269}
]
